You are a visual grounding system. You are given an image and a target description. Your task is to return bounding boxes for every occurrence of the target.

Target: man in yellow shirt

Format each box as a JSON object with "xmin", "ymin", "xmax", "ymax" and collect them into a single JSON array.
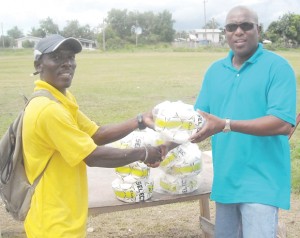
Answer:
[{"xmin": 23, "ymin": 34, "xmax": 164, "ymax": 238}]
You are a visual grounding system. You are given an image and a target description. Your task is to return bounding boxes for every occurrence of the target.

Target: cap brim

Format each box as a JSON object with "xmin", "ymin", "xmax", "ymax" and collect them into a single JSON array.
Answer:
[
  {"xmin": 34, "ymin": 35, "xmax": 82, "ymax": 61},
  {"xmin": 48, "ymin": 37, "xmax": 82, "ymax": 54}
]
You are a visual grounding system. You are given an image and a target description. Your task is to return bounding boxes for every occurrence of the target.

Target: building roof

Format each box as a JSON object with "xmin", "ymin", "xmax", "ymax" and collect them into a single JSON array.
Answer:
[
  {"xmin": 194, "ymin": 29, "xmax": 222, "ymax": 33},
  {"xmin": 15, "ymin": 36, "xmax": 42, "ymax": 41}
]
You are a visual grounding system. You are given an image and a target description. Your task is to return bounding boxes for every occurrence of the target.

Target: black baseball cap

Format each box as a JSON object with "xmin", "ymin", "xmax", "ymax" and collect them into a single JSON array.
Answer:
[
  {"xmin": 32, "ymin": 34, "xmax": 82, "ymax": 76},
  {"xmin": 34, "ymin": 34, "xmax": 82, "ymax": 61}
]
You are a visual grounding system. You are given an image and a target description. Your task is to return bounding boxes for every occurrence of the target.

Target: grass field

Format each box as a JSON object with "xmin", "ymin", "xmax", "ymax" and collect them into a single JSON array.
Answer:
[
  {"xmin": 0, "ymin": 48, "xmax": 300, "ymax": 237},
  {"xmin": 1, "ymin": 48, "xmax": 299, "ymax": 128},
  {"xmin": 0, "ymin": 48, "xmax": 299, "ymax": 162}
]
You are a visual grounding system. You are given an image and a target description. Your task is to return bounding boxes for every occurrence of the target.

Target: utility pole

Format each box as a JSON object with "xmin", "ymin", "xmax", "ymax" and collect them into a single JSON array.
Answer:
[
  {"xmin": 135, "ymin": 20, "xmax": 138, "ymax": 47},
  {"xmin": 203, "ymin": 0, "xmax": 207, "ymax": 40},
  {"xmin": 102, "ymin": 19, "xmax": 106, "ymax": 51},
  {"xmin": 1, "ymin": 22, "xmax": 4, "ymax": 48},
  {"xmin": 212, "ymin": 17, "xmax": 215, "ymax": 43}
]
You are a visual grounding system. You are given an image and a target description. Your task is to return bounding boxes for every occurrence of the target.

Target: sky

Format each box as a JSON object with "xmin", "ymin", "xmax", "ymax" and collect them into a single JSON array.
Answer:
[{"xmin": 1, "ymin": 0, "xmax": 300, "ymax": 35}]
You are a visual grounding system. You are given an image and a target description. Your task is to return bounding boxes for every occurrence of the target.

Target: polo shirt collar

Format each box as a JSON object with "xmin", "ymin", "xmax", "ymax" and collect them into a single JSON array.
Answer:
[
  {"xmin": 224, "ymin": 43, "xmax": 264, "ymax": 69},
  {"xmin": 34, "ymin": 80, "xmax": 78, "ymax": 111}
]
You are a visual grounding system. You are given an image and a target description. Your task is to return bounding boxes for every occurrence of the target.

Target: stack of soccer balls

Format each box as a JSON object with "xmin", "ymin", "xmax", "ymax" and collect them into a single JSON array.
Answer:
[
  {"xmin": 156, "ymin": 142, "xmax": 202, "ymax": 194},
  {"xmin": 110, "ymin": 101, "xmax": 205, "ymax": 202},
  {"xmin": 109, "ymin": 128, "xmax": 162, "ymax": 203}
]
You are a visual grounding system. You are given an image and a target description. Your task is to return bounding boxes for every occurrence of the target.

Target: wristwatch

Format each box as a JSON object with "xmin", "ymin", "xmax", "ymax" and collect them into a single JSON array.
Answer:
[
  {"xmin": 223, "ymin": 118, "xmax": 231, "ymax": 133},
  {"xmin": 137, "ymin": 114, "xmax": 146, "ymax": 130}
]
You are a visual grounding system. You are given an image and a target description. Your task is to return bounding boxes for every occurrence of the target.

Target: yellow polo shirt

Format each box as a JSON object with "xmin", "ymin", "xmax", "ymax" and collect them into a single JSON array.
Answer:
[{"xmin": 23, "ymin": 80, "xmax": 99, "ymax": 238}]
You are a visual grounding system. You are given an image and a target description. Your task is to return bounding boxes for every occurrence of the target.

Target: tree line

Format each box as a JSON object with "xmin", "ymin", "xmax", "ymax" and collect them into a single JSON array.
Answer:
[{"xmin": 1, "ymin": 9, "xmax": 299, "ymax": 49}]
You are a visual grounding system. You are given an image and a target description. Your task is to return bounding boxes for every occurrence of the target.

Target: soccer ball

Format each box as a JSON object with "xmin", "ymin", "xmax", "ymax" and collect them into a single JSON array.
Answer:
[
  {"xmin": 153, "ymin": 101, "xmax": 205, "ymax": 144},
  {"xmin": 106, "ymin": 129, "xmax": 162, "ymax": 180},
  {"xmin": 112, "ymin": 178, "xmax": 154, "ymax": 203},
  {"xmin": 107, "ymin": 128, "xmax": 163, "ymax": 149},
  {"xmin": 158, "ymin": 174, "xmax": 199, "ymax": 195},
  {"xmin": 115, "ymin": 162, "xmax": 150, "ymax": 181},
  {"xmin": 159, "ymin": 142, "xmax": 202, "ymax": 178}
]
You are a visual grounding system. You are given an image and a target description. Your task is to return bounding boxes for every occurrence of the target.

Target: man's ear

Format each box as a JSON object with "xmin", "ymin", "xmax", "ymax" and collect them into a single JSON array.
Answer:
[
  {"xmin": 34, "ymin": 60, "xmax": 42, "ymax": 74},
  {"xmin": 257, "ymin": 24, "xmax": 262, "ymax": 34}
]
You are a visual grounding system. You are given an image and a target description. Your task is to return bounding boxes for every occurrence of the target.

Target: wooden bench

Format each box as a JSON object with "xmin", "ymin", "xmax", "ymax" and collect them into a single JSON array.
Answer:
[
  {"xmin": 87, "ymin": 151, "xmax": 214, "ymax": 237},
  {"xmin": 0, "ymin": 151, "xmax": 214, "ymax": 237}
]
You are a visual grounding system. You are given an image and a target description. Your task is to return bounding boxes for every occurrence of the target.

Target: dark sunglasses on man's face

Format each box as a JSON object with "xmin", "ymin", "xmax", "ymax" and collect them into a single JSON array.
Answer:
[{"xmin": 225, "ymin": 22, "xmax": 255, "ymax": 32}]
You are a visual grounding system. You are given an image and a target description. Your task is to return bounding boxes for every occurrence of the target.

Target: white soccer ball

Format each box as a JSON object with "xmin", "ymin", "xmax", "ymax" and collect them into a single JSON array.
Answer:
[
  {"xmin": 112, "ymin": 178, "xmax": 154, "ymax": 203},
  {"xmin": 115, "ymin": 161, "xmax": 150, "ymax": 180},
  {"xmin": 158, "ymin": 174, "xmax": 199, "ymax": 195},
  {"xmin": 152, "ymin": 101, "xmax": 205, "ymax": 144},
  {"xmin": 159, "ymin": 142, "xmax": 202, "ymax": 178},
  {"xmin": 107, "ymin": 128, "xmax": 163, "ymax": 149}
]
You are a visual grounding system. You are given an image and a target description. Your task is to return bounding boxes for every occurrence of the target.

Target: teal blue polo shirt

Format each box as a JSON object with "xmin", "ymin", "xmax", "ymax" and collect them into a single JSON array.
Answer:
[{"xmin": 194, "ymin": 43, "xmax": 296, "ymax": 209}]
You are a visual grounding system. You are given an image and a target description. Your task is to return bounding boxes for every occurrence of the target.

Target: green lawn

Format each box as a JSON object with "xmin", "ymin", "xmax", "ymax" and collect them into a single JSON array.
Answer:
[{"xmin": 0, "ymin": 48, "xmax": 299, "ymax": 189}]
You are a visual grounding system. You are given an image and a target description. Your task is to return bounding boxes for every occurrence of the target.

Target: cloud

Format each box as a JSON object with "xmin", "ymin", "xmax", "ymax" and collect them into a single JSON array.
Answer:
[{"xmin": 1, "ymin": 0, "xmax": 300, "ymax": 34}]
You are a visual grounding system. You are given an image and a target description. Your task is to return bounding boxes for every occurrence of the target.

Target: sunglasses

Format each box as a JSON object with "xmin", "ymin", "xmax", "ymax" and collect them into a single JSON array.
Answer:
[{"xmin": 225, "ymin": 22, "xmax": 255, "ymax": 32}]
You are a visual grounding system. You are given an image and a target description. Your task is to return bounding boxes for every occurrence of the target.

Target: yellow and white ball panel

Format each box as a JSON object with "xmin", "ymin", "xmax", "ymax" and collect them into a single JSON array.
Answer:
[
  {"xmin": 112, "ymin": 178, "xmax": 154, "ymax": 203},
  {"xmin": 157, "ymin": 174, "xmax": 199, "ymax": 195},
  {"xmin": 159, "ymin": 142, "xmax": 202, "ymax": 176},
  {"xmin": 115, "ymin": 162, "xmax": 150, "ymax": 180}
]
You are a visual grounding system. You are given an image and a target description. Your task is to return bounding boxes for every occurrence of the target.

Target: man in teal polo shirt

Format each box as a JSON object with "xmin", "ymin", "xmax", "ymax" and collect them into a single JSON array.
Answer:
[{"xmin": 190, "ymin": 5, "xmax": 296, "ymax": 238}]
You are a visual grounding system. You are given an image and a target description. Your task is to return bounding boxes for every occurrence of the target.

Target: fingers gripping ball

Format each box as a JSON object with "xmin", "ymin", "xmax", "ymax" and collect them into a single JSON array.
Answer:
[
  {"xmin": 112, "ymin": 178, "xmax": 154, "ymax": 203},
  {"xmin": 152, "ymin": 101, "xmax": 205, "ymax": 144}
]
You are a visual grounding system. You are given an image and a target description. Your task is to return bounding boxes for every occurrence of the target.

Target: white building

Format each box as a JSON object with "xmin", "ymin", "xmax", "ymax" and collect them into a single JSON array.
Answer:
[
  {"xmin": 15, "ymin": 36, "xmax": 41, "ymax": 48},
  {"xmin": 77, "ymin": 38, "xmax": 97, "ymax": 49},
  {"xmin": 15, "ymin": 36, "xmax": 97, "ymax": 49},
  {"xmin": 192, "ymin": 28, "xmax": 223, "ymax": 43}
]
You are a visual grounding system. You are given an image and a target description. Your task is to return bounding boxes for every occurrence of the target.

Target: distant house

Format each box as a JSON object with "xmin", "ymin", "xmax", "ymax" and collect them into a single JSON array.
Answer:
[
  {"xmin": 78, "ymin": 38, "xmax": 97, "ymax": 49},
  {"xmin": 190, "ymin": 29, "xmax": 223, "ymax": 43},
  {"xmin": 16, "ymin": 36, "xmax": 97, "ymax": 50},
  {"xmin": 15, "ymin": 36, "xmax": 42, "ymax": 48}
]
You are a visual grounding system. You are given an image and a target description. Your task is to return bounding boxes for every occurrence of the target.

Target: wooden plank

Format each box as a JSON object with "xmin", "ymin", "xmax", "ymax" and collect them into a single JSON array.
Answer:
[
  {"xmin": 199, "ymin": 216, "xmax": 215, "ymax": 237},
  {"xmin": 199, "ymin": 194, "xmax": 214, "ymax": 238},
  {"xmin": 89, "ymin": 191, "xmax": 211, "ymax": 215}
]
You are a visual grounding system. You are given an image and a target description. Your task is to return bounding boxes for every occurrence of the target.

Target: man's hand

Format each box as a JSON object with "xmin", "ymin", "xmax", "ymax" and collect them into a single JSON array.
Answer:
[
  {"xmin": 143, "ymin": 145, "xmax": 163, "ymax": 168},
  {"xmin": 189, "ymin": 110, "xmax": 224, "ymax": 143},
  {"xmin": 142, "ymin": 111, "xmax": 155, "ymax": 130}
]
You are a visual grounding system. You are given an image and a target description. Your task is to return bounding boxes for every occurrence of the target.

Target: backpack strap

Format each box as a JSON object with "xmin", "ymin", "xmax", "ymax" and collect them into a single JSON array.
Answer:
[
  {"xmin": 0, "ymin": 90, "xmax": 59, "ymax": 185},
  {"xmin": 26, "ymin": 89, "xmax": 59, "ymax": 105},
  {"xmin": 25, "ymin": 90, "xmax": 58, "ymax": 187}
]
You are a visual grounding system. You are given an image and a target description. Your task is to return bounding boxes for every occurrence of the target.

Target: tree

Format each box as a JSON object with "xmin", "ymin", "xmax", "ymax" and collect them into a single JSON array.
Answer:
[
  {"xmin": 106, "ymin": 9, "xmax": 130, "ymax": 39},
  {"xmin": 152, "ymin": 10, "xmax": 175, "ymax": 42},
  {"xmin": 40, "ymin": 17, "xmax": 60, "ymax": 35},
  {"xmin": 265, "ymin": 13, "xmax": 300, "ymax": 46},
  {"xmin": 61, "ymin": 20, "xmax": 94, "ymax": 39},
  {"xmin": 22, "ymin": 40, "xmax": 35, "ymax": 48},
  {"xmin": 78, "ymin": 24, "xmax": 95, "ymax": 39},
  {"xmin": 30, "ymin": 27, "xmax": 46, "ymax": 38},
  {"xmin": 7, "ymin": 26, "xmax": 23, "ymax": 39},
  {"xmin": 104, "ymin": 9, "xmax": 176, "ymax": 46},
  {"xmin": 204, "ymin": 18, "xmax": 220, "ymax": 29},
  {"xmin": 6, "ymin": 26, "xmax": 24, "ymax": 47},
  {"xmin": 29, "ymin": 17, "xmax": 59, "ymax": 37},
  {"xmin": 0, "ymin": 35, "xmax": 11, "ymax": 48}
]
